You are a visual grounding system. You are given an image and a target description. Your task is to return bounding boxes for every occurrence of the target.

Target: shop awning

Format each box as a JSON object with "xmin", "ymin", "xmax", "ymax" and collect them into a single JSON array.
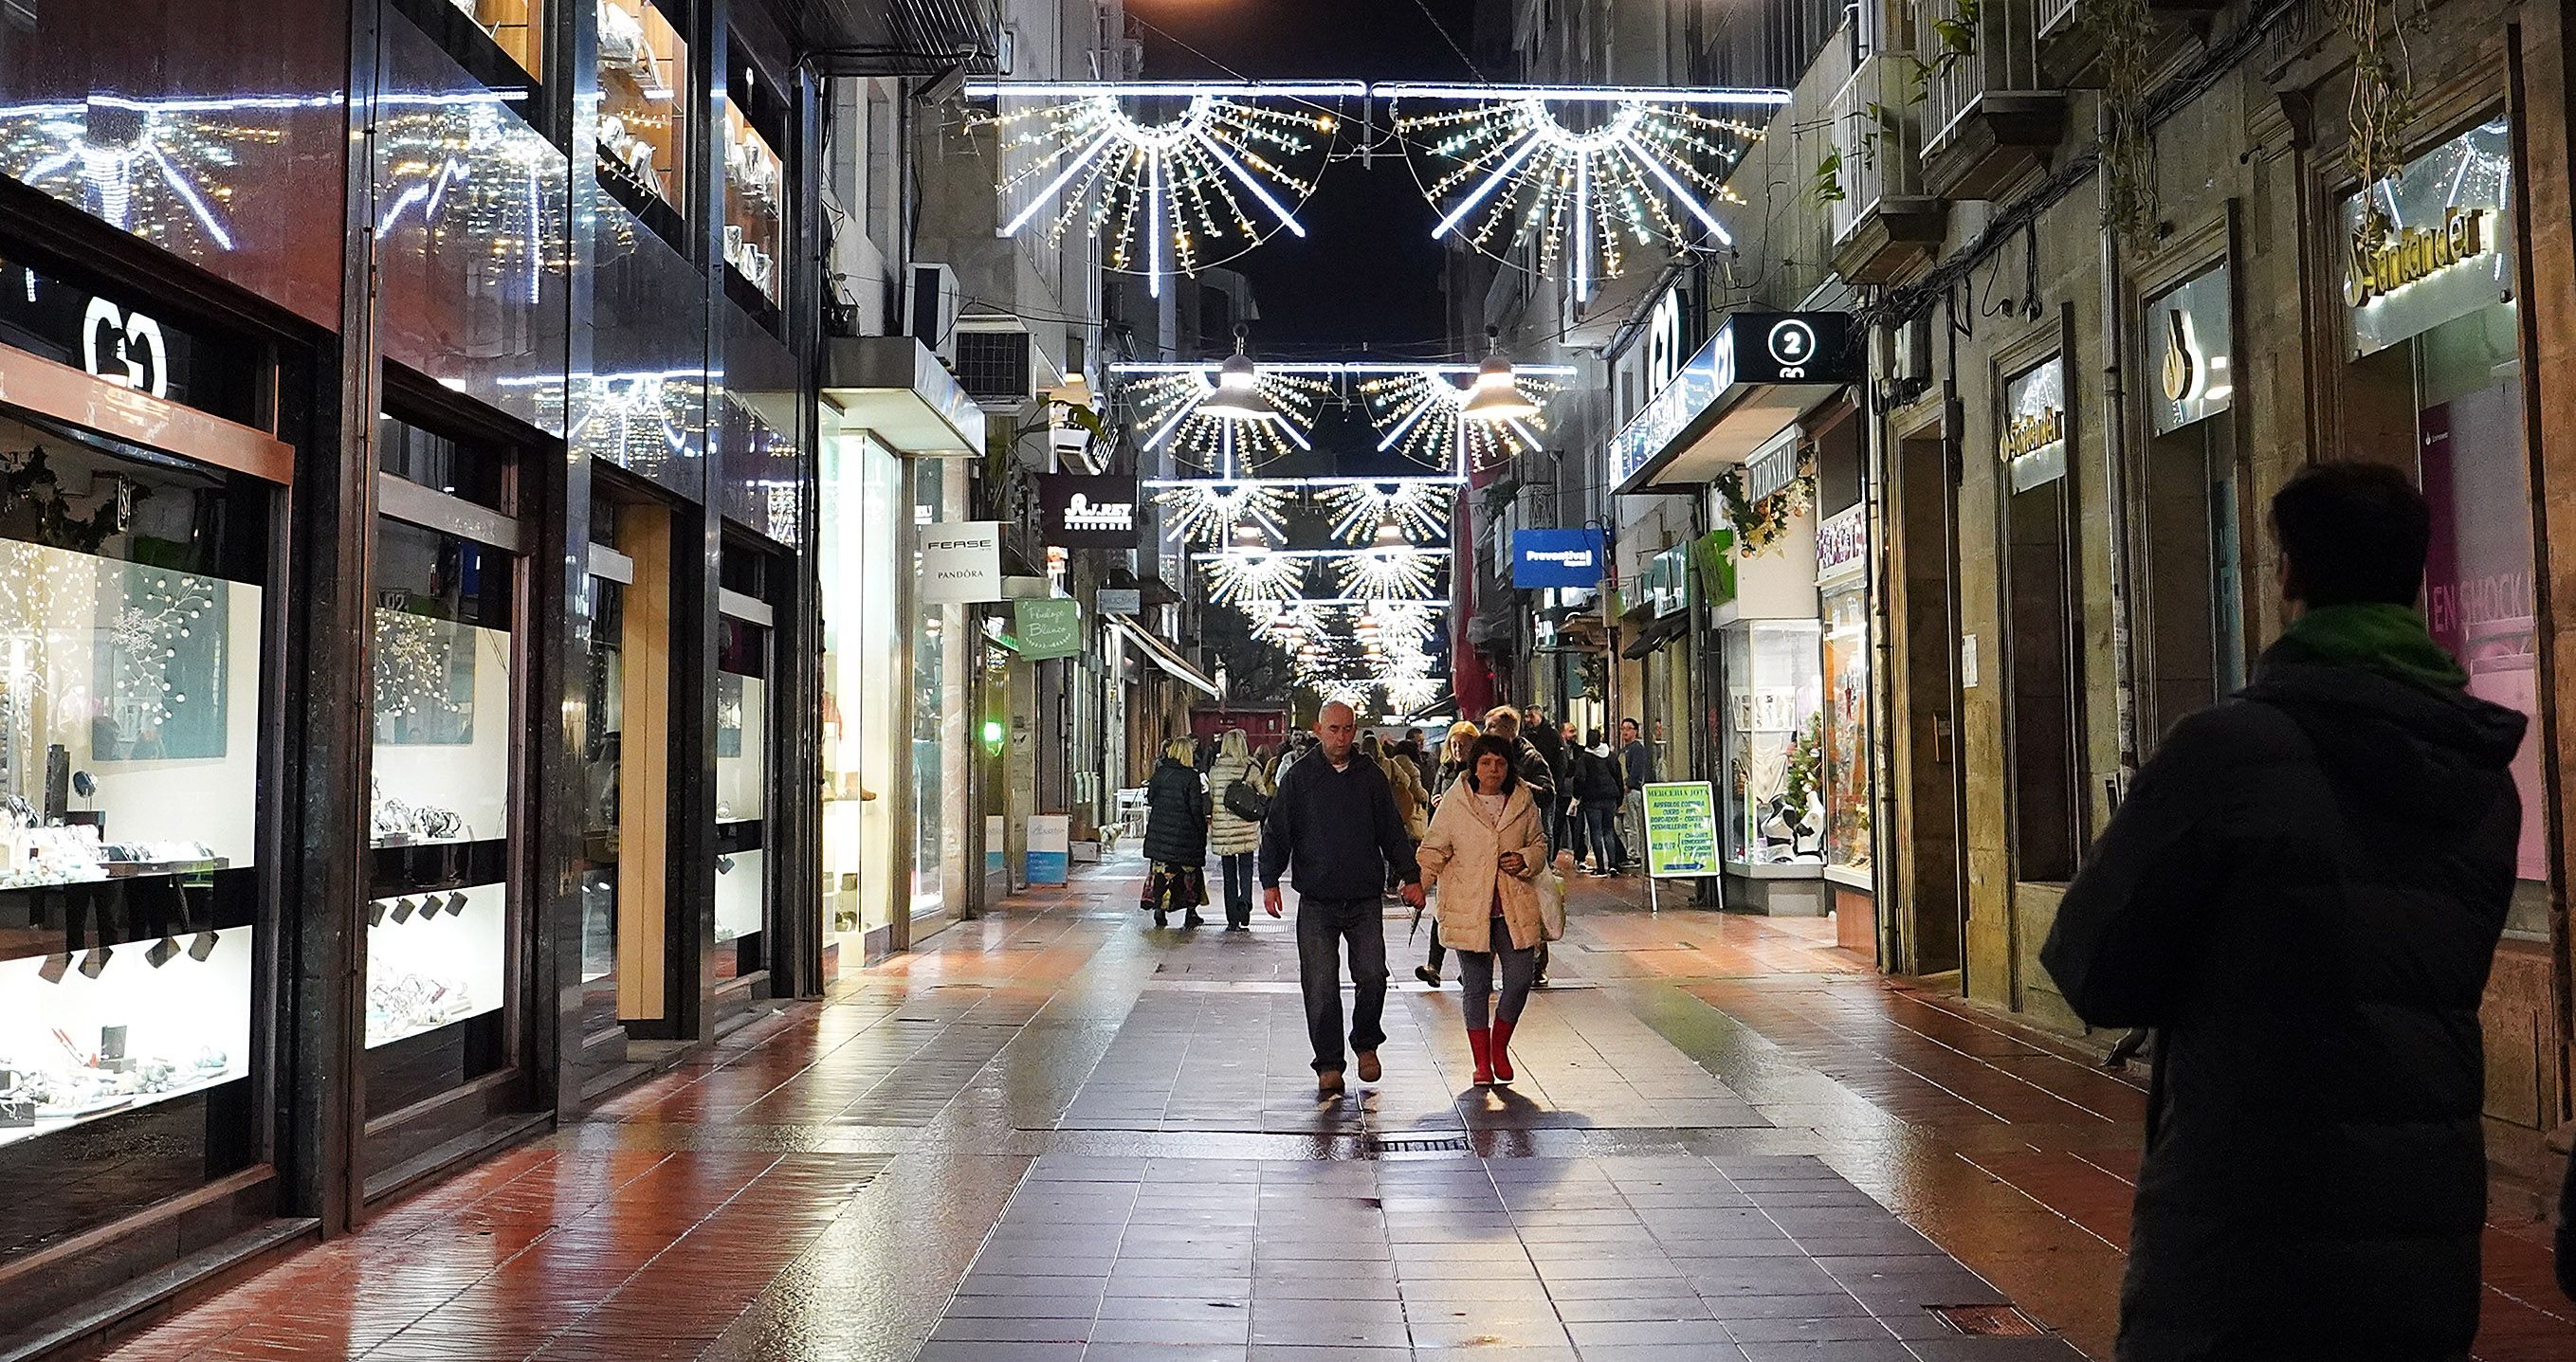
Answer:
[
  {"xmin": 822, "ymin": 336, "xmax": 984, "ymax": 457},
  {"xmin": 1608, "ymin": 310, "xmax": 1857, "ymax": 496},
  {"xmin": 1621, "ymin": 611, "xmax": 1690, "ymax": 660},
  {"xmin": 1108, "ymin": 615, "xmax": 1222, "ymax": 698}
]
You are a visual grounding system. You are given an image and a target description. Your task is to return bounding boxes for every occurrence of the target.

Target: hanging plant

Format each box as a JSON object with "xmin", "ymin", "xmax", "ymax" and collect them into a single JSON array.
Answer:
[
  {"xmin": 1712, "ymin": 445, "xmax": 1816, "ymax": 554},
  {"xmin": 2336, "ymin": 0, "xmax": 2424, "ymax": 249},
  {"xmin": 2091, "ymin": 0, "xmax": 2158, "ymax": 254}
]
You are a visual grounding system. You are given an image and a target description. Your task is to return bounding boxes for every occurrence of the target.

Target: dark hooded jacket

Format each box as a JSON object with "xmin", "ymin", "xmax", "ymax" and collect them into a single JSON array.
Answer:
[
  {"xmin": 1141, "ymin": 755, "xmax": 1209, "ymax": 867},
  {"xmin": 2041, "ymin": 627, "xmax": 2526, "ymax": 1362}
]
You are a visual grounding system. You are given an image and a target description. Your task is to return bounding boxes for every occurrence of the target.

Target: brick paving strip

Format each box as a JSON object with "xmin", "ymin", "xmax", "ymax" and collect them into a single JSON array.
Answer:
[{"xmin": 96, "ymin": 862, "xmax": 2574, "ymax": 1361}]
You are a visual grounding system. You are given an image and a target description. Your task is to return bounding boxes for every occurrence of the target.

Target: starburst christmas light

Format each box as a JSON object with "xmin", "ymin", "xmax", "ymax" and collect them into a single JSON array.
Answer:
[
  {"xmin": 1154, "ymin": 481, "xmax": 1293, "ymax": 548},
  {"xmin": 1356, "ymin": 370, "xmax": 1559, "ymax": 473},
  {"xmin": 1381, "ymin": 675, "xmax": 1444, "ymax": 713},
  {"xmin": 1203, "ymin": 550, "xmax": 1309, "ymax": 607},
  {"xmin": 1122, "ymin": 367, "xmax": 1329, "ymax": 472},
  {"xmin": 970, "ymin": 82, "xmax": 1359, "ymax": 298},
  {"xmin": 1334, "ymin": 548, "xmax": 1443, "ymax": 601},
  {"xmin": 1314, "ymin": 481, "xmax": 1452, "ymax": 544},
  {"xmin": 1387, "ymin": 85, "xmax": 1770, "ymax": 300}
]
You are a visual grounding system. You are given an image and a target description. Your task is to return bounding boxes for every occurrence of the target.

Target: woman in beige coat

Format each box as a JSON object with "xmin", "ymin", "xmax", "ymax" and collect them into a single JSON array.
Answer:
[{"xmin": 1416, "ymin": 734, "xmax": 1551, "ymax": 1084}]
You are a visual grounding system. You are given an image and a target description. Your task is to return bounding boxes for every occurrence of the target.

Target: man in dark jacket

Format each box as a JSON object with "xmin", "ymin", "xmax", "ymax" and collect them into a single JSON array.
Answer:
[
  {"xmin": 2040, "ymin": 463, "xmax": 2527, "ymax": 1362},
  {"xmin": 1617, "ymin": 717, "xmax": 1653, "ymax": 871},
  {"xmin": 1262, "ymin": 700, "xmax": 1424, "ymax": 1094},
  {"xmin": 1484, "ymin": 706, "xmax": 1557, "ymax": 803}
]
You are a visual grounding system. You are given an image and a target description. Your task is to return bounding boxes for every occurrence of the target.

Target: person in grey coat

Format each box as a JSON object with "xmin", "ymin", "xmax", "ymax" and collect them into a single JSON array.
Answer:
[{"xmin": 2041, "ymin": 463, "xmax": 2527, "ymax": 1362}]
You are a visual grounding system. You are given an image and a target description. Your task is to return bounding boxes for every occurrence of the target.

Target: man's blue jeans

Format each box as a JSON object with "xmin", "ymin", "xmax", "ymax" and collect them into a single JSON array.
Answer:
[{"xmin": 1294, "ymin": 895, "xmax": 1387, "ymax": 1073}]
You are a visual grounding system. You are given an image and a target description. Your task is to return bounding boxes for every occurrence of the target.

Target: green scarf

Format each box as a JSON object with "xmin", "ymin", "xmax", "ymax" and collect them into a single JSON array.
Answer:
[{"xmin": 2270, "ymin": 602, "xmax": 2468, "ymax": 690}]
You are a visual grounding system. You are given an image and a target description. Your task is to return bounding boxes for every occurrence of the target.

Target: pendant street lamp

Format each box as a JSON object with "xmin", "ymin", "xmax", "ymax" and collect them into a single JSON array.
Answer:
[
  {"xmin": 1201, "ymin": 324, "xmax": 1279, "ymax": 422},
  {"xmin": 1461, "ymin": 326, "xmax": 1540, "ymax": 424}
]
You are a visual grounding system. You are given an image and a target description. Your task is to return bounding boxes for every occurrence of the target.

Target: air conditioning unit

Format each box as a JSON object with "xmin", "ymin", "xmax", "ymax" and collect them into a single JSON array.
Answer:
[
  {"xmin": 951, "ymin": 325, "xmax": 1036, "ymax": 408},
  {"xmin": 906, "ymin": 263, "xmax": 960, "ymax": 357}
]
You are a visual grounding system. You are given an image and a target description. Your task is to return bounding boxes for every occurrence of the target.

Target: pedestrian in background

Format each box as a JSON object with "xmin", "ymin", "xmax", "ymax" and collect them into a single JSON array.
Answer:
[
  {"xmin": 1417, "ymin": 719, "xmax": 1482, "ymax": 990},
  {"xmin": 1262, "ymin": 701, "xmax": 1425, "ymax": 1094},
  {"xmin": 1416, "ymin": 735, "xmax": 1550, "ymax": 1086},
  {"xmin": 1374, "ymin": 733, "xmax": 1432, "ymax": 893},
  {"xmin": 1141, "ymin": 736, "xmax": 1210, "ymax": 929},
  {"xmin": 2041, "ymin": 463, "xmax": 2527, "ymax": 1362},
  {"xmin": 1574, "ymin": 730, "xmax": 1626, "ymax": 875},
  {"xmin": 1617, "ymin": 717, "xmax": 1653, "ymax": 872},
  {"xmin": 1205, "ymin": 728, "xmax": 1268, "ymax": 931}
]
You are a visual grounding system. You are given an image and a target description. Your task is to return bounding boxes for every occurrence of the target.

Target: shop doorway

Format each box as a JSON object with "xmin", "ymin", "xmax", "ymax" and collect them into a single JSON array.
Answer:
[
  {"xmin": 575, "ymin": 476, "xmax": 677, "ymax": 1079},
  {"xmin": 1894, "ymin": 431, "xmax": 1965, "ymax": 975},
  {"xmin": 2140, "ymin": 420, "xmax": 2246, "ymax": 746},
  {"xmin": 712, "ymin": 543, "xmax": 777, "ymax": 1008}
]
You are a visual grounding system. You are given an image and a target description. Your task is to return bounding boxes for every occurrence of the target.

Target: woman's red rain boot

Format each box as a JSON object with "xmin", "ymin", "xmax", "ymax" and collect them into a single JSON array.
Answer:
[
  {"xmin": 1467, "ymin": 1027, "xmax": 1493, "ymax": 1085},
  {"xmin": 1489, "ymin": 1019, "xmax": 1516, "ymax": 1083}
]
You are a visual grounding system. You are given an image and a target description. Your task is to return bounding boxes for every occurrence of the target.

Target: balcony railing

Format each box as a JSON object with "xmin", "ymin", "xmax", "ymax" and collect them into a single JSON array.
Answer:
[
  {"xmin": 1826, "ymin": 55, "xmax": 1923, "ymax": 249},
  {"xmin": 2038, "ymin": 0, "xmax": 2080, "ymax": 38},
  {"xmin": 1923, "ymin": 0, "xmax": 2054, "ymax": 154}
]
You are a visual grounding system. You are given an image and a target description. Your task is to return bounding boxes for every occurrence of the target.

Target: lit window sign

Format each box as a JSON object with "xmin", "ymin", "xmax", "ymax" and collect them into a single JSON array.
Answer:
[{"xmin": 2342, "ymin": 119, "xmax": 2512, "ymax": 359}]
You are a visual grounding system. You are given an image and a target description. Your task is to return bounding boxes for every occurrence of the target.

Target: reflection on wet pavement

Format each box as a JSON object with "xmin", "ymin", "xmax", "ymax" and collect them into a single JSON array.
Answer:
[{"xmin": 97, "ymin": 863, "xmax": 2576, "ymax": 1361}]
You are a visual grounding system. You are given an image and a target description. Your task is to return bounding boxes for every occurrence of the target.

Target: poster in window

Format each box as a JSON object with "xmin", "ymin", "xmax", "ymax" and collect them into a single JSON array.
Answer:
[{"xmin": 89, "ymin": 562, "xmax": 228, "ymax": 760}]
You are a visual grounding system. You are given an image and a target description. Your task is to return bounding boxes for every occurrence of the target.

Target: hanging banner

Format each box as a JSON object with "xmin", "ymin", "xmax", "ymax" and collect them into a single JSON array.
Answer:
[
  {"xmin": 1014, "ymin": 597, "xmax": 1082, "ymax": 659},
  {"xmin": 921, "ymin": 520, "xmax": 1005, "ymax": 602},
  {"xmin": 1511, "ymin": 528, "xmax": 1607, "ymax": 588},
  {"xmin": 1037, "ymin": 473, "xmax": 1141, "ymax": 548},
  {"xmin": 1641, "ymin": 781, "xmax": 1720, "ymax": 877}
]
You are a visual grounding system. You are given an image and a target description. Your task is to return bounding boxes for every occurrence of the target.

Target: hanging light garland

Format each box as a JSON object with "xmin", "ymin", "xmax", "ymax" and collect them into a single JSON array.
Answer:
[
  {"xmin": 968, "ymin": 81, "xmax": 1360, "ymax": 298},
  {"xmin": 1121, "ymin": 366, "xmax": 1331, "ymax": 472},
  {"xmin": 1383, "ymin": 84, "xmax": 1776, "ymax": 300}
]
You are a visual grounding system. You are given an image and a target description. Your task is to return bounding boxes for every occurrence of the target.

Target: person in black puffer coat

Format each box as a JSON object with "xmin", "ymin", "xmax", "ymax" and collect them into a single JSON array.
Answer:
[
  {"xmin": 2041, "ymin": 464, "xmax": 2528, "ymax": 1362},
  {"xmin": 1141, "ymin": 738, "xmax": 1210, "ymax": 929}
]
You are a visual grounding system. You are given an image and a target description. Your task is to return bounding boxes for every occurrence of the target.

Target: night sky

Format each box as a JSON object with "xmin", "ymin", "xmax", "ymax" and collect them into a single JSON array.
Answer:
[{"xmin": 1124, "ymin": 0, "xmax": 1488, "ymax": 357}]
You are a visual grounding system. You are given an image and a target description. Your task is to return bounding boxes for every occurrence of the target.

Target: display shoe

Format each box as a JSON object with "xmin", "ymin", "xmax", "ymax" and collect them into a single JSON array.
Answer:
[
  {"xmin": 1316, "ymin": 1068, "xmax": 1345, "ymax": 1095},
  {"xmin": 1355, "ymin": 1050, "xmax": 1382, "ymax": 1083},
  {"xmin": 1467, "ymin": 1026, "xmax": 1494, "ymax": 1085},
  {"xmin": 1489, "ymin": 1019, "xmax": 1516, "ymax": 1083},
  {"xmin": 1415, "ymin": 965, "xmax": 1443, "ymax": 988}
]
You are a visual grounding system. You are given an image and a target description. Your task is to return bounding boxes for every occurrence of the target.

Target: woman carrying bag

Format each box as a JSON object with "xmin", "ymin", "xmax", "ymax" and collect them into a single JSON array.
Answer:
[
  {"xmin": 1141, "ymin": 736, "xmax": 1211, "ymax": 929},
  {"xmin": 1416, "ymin": 720, "xmax": 1484, "ymax": 988},
  {"xmin": 1416, "ymin": 734, "xmax": 1557, "ymax": 1085},
  {"xmin": 1205, "ymin": 728, "xmax": 1268, "ymax": 931}
]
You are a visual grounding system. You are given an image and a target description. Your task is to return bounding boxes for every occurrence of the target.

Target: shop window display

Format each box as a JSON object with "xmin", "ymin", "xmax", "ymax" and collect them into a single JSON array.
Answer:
[
  {"xmin": 406, "ymin": 0, "xmax": 545, "ymax": 80},
  {"xmin": 1820, "ymin": 585, "xmax": 1871, "ymax": 882},
  {"xmin": 366, "ymin": 515, "xmax": 514, "ymax": 1117},
  {"xmin": 722, "ymin": 89, "xmax": 786, "ymax": 309},
  {"xmin": 0, "ymin": 412, "xmax": 267, "ymax": 1259},
  {"xmin": 714, "ymin": 612, "xmax": 768, "ymax": 981},
  {"xmin": 595, "ymin": 0, "xmax": 689, "ymax": 227},
  {"xmin": 1719, "ymin": 619, "xmax": 1823, "ymax": 867}
]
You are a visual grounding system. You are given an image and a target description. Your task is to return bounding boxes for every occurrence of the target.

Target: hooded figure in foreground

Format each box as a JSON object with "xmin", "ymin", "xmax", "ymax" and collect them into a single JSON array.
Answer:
[{"xmin": 2041, "ymin": 463, "xmax": 2527, "ymax": 1362}]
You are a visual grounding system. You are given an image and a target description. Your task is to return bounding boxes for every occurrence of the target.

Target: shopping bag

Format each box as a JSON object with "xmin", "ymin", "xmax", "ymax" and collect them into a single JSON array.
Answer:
[{"xmin": 1534, "ymin": 852, "xmax": 1570, "ymax": 941}]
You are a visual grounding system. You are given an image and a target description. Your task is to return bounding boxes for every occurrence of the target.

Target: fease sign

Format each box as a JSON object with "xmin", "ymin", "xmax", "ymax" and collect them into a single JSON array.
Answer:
[
  {"xmin": 920, "ymin": 521, "xmax": 1005, "ymax": 603},
  {"xmin": 1038, "ymin": 473, "xmax": 1140, "ymax": 549}
]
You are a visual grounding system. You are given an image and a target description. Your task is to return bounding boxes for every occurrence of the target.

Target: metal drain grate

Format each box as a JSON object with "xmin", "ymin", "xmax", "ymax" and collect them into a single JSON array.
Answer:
[
  {"xmin": 1367, "ymin": 1135, "xmax": 1471, "ymax": 1153},
  {"xmin": 1927, "ymin": 1304, "xmax": 2046, "ymax": 1337}
]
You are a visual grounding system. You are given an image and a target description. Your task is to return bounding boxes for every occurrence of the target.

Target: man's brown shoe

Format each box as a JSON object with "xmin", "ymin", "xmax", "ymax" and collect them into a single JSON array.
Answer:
[
  {"xmin": 1317, "ymin": 1068, "xmax": 1345, "ymax": 1095},
  {"xmin": 1356, "ymin": 1051, "xmax": 1382, "ymax": 1083}
]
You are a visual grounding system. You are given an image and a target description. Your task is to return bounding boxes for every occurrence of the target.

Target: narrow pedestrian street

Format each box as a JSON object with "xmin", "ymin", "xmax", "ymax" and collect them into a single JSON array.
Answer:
[{"xmin": 94, "ymin": 861, "xmax": 2576, "ymax": 1362}]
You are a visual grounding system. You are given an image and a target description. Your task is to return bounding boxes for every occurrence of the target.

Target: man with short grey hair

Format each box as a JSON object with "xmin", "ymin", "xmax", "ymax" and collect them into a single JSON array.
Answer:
[{"xmin": 1262, "ymin": 701, "xmax": 1425, "ymax": 1094}]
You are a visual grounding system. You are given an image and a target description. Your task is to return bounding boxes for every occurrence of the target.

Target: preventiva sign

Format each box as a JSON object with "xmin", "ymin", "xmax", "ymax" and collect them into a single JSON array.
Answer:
[
  {"xmin": 1037, "ymin": 474, "xmax": 1141, "ymax": 548},
  {"xmin": 1511, "ymin": 528, "xmax": 1607, "ymax": 588}
]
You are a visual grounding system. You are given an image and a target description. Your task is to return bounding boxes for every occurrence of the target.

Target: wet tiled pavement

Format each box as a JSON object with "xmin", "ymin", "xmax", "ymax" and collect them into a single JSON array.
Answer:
[{"xmin": 96, "ymin": 862, "xmax": 2576, "ymax": 1361}]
